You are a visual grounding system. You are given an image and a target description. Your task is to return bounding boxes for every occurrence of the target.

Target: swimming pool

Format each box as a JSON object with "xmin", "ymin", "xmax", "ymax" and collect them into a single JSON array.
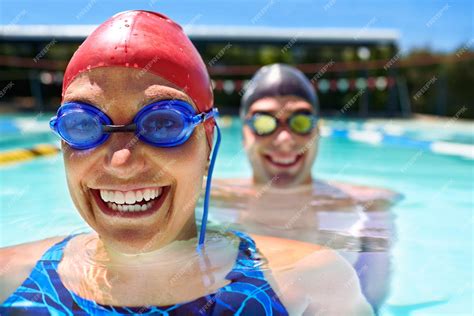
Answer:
[{"xmin": 0, "ymin": 114, "xmax": 472, "ymax": 315}]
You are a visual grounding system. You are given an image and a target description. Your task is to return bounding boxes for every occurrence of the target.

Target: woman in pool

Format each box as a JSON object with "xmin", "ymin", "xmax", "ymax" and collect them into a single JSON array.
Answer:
[
  {"xmin": 0, "ymin": 11, "xmax": 372, "ymax": 315},
  {"xmin": 211, "ymin": 64, "xmax": 401, "ymax": 313}
]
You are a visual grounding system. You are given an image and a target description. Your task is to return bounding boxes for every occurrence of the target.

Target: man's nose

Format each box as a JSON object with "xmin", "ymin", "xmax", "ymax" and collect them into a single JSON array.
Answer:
[{"xmin": 272, "ymin": 128, "xmax": 296, "ymax": 149}]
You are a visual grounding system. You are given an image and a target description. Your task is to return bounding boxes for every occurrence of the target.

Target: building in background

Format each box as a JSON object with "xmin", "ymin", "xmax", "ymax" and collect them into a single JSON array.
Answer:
[{"xmin": 1, "ymin": 24, "xmax": 472, "ymax": 118}]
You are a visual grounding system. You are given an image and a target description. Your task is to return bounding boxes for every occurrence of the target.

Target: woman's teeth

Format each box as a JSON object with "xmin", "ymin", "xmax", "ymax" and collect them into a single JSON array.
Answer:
[
  {"xmin": 107, "ymin": 201, "xmax": 154, "ymax": 212},
  {"xmin": 99, "ymin": 188, "xmax": 163, "ymax": 212},
  {"xmin": 100, "ymin": 188, "xmax": 162, "ymax": 204}
]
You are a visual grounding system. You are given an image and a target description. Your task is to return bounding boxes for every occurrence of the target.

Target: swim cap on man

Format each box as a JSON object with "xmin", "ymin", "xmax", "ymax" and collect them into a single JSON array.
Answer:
[
  {"xmin": 240, "ymin": 63, "xmax": 318, "ymax": 118},
  {"xmin": 62, "ymin": 10, "xmax": 215, "ymax": 147}
]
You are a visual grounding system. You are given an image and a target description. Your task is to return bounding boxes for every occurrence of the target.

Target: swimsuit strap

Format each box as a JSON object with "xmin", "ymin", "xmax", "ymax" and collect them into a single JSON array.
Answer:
[
  {"xmin": 39, "ymin": 234, "xmax": 79, "ymax": 262},
  {"xmin": 217, "ymin": 230, "xmax": 289, "ymax": 316}
]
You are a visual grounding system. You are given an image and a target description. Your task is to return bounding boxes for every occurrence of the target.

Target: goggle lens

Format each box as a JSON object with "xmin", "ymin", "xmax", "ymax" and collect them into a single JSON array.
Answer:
[
  {"xmin": 252, "ymin": 114, "xmax": 278, "ymax": 136},
  {"xmin": 289, "ymin": 113, "xmax": 314, "ymax": 134},
  {"xmin": 58, "ymin": 110, "xmax": 104, "ymax": 145},
  {"xmin": 138, "ymin": 109, "xmax": 186, "ymax": 144},
  {"xmin": 248, "ymin": 112, "xmax": 316, "ymax": 136}
]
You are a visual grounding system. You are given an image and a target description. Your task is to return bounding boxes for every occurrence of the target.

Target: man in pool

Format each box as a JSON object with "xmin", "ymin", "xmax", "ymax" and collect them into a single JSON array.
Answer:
[
  {"xmin": 211, "ymin": 63, "xmax": 401, "ymax": 312},
  {"xmin": 213, "ymin": 64, "xmax": 400, "ymax": 209},
  {"xmin": 0, "ymin": 10, "xmax": 373, "ymax": 315}
]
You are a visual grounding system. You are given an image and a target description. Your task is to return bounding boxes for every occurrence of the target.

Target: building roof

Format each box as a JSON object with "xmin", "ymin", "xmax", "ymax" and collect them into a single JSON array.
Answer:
[{"xmin": 1, "ymin": 24, "xmax": 399, "ymax": 45}]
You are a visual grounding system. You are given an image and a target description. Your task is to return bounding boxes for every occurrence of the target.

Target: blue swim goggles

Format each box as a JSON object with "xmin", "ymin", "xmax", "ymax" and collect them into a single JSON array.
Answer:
[
  {"xmin": 50, "ymin": 100, "xmax": 218, "ymax": 150},
  {"xmin": 49, "ymin": 99, "xmax": 221, "ymax": 247}
]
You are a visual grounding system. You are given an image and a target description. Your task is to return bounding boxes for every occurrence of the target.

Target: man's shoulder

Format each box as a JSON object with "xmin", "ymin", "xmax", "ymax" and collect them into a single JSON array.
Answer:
[
  {"xmin": 250, "ymin": 233, "xmax": 334, "ymax": 267},
  {"xmin": 324, "ymin": 179, "xmax": 402, "ymax": 209}
]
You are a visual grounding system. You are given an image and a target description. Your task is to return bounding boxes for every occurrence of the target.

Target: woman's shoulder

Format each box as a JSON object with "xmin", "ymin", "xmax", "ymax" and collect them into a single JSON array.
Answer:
[{"xmin": 0, "ymin": 236, "xmax": 66, "ymax": 303}]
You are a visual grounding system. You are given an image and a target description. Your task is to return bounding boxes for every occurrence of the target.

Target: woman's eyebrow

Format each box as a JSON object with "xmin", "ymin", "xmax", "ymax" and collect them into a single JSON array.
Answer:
[
  {"xmin": 62, "ymin": 96, "xmax": 98, "ymax": 106},
  {"xmin": 142, "ymin": 92, "xmax": 193, "ymax": 106},
  {"xmin": 63, "ymin": 91, "xmax": 194, "ymax": 108}
]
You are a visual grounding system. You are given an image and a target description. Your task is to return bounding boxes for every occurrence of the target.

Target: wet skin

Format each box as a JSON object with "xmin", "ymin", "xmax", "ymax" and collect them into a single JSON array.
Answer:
[{"xmin": 0, "ymin": 68, "xmax": 373, "ymax": 315}]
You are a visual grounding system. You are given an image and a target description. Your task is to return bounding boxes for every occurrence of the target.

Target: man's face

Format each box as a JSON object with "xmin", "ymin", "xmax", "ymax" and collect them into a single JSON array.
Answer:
[
  {"xmin": 62, "ymin": 67, "xmax": 209, "ymax": 253},
  {"xmin": 242, "ymin": 96, "xmax": 319, "ymax": 187}
]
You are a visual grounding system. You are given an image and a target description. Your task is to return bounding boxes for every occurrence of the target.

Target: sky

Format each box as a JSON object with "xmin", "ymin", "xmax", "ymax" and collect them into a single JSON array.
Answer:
[{"xmin": 1, "ymin": 0, "xmax": 473, "ymax": 52}]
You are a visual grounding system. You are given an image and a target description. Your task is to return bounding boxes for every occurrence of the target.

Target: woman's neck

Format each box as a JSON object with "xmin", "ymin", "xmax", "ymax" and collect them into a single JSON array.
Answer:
[
  {"xmin": 93, "ymin": 234, "xmax": 199, "ymax": 267},
  {"xmin": 92, "ymin": 221, "xmax": 199, "ymax": 266}
]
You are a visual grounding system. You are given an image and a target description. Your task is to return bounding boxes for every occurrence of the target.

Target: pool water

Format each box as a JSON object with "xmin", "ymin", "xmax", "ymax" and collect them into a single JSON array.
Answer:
[{"xmin": 0, "ymin": 115, "xmax": 472, "ymax": 315}]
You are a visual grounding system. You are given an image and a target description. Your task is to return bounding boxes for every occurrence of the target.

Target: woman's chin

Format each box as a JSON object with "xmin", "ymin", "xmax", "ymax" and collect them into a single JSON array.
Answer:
[
  {"xmin": 87, "ymin": 187, "xmax": 176, "ymax": 253},
  {"xmin": 98, "ymin": 229, "xmax": 166, "ymax": 254}
]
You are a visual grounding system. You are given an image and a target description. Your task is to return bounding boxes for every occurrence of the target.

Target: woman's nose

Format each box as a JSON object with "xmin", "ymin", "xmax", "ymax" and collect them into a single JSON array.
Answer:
[
  {"xmin": 103, "ymin": 135, "xmax": 145, "ymax": 178},
  {"xmin": 110, "ymin": 148, "xmax": 132, "ymax": 167}
]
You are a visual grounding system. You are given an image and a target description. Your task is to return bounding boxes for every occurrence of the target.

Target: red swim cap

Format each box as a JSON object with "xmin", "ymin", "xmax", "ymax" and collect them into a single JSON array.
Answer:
[{"xmin": 62, "ymin": 10, "xmax": 215, "ymax": 148}]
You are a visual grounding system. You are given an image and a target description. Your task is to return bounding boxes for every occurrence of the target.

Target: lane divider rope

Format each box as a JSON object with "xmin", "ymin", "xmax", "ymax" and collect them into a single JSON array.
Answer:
[
  {"xmin": 319, "ymin": 126, "xmax": 474, "ymax": 160},
  {"xmin": 0, "ymin": 144, "xmax": 60, "ymax": 165}
]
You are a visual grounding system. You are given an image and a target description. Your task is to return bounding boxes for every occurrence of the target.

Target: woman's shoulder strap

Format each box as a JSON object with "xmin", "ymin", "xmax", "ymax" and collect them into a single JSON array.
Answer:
[{"xmin": 39, "ymin": 234, "xmax": 79, "ymax": 262}]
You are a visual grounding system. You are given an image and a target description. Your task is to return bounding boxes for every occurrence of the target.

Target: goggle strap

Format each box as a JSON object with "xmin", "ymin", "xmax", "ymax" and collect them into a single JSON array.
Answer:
[
  {"xmin": 49, "ymin": 116, "xmax": 57, "ymax": 132},
  {"xmin": 198, "ymin": 123, "xmax": 221, "ymax": 247},
  {"xmin": 192, "ymin": 108, "xmax": 218, "ymax": 128},
  {"xmin": 207, "ymin": 108, "xmax": 219, "ymax": 120}
]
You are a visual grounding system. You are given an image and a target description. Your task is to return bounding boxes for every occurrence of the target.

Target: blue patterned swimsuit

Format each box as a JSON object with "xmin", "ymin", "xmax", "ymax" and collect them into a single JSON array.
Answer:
[{"xmin": 1, "ymin": 231, "xmax": 288, "ymax": 315}]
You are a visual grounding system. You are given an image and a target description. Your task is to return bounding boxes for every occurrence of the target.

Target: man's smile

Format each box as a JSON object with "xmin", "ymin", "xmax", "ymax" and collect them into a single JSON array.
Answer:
[{"xmin": 263, "ymin": 152, "xmax": 304, "ymax": 168}]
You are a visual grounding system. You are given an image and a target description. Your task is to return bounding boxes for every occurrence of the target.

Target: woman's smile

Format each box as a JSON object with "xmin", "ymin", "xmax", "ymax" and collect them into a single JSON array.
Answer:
[{"xmin": 90, "ymin": 186, "xmax": 171, "ymax": 218}]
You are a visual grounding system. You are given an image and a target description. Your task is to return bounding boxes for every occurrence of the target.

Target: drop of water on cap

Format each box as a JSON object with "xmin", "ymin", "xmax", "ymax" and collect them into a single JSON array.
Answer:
[
  {"xmin": 133, "ymin": 63, "xmax": 138, "ymax": 68},
  {"xmin": 125, "ymin": 63, "xmax": 130, "ymax": 67},
  {"xmin": 86, "ymin": 65, "xmax": 91, "ymax": 71}
]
